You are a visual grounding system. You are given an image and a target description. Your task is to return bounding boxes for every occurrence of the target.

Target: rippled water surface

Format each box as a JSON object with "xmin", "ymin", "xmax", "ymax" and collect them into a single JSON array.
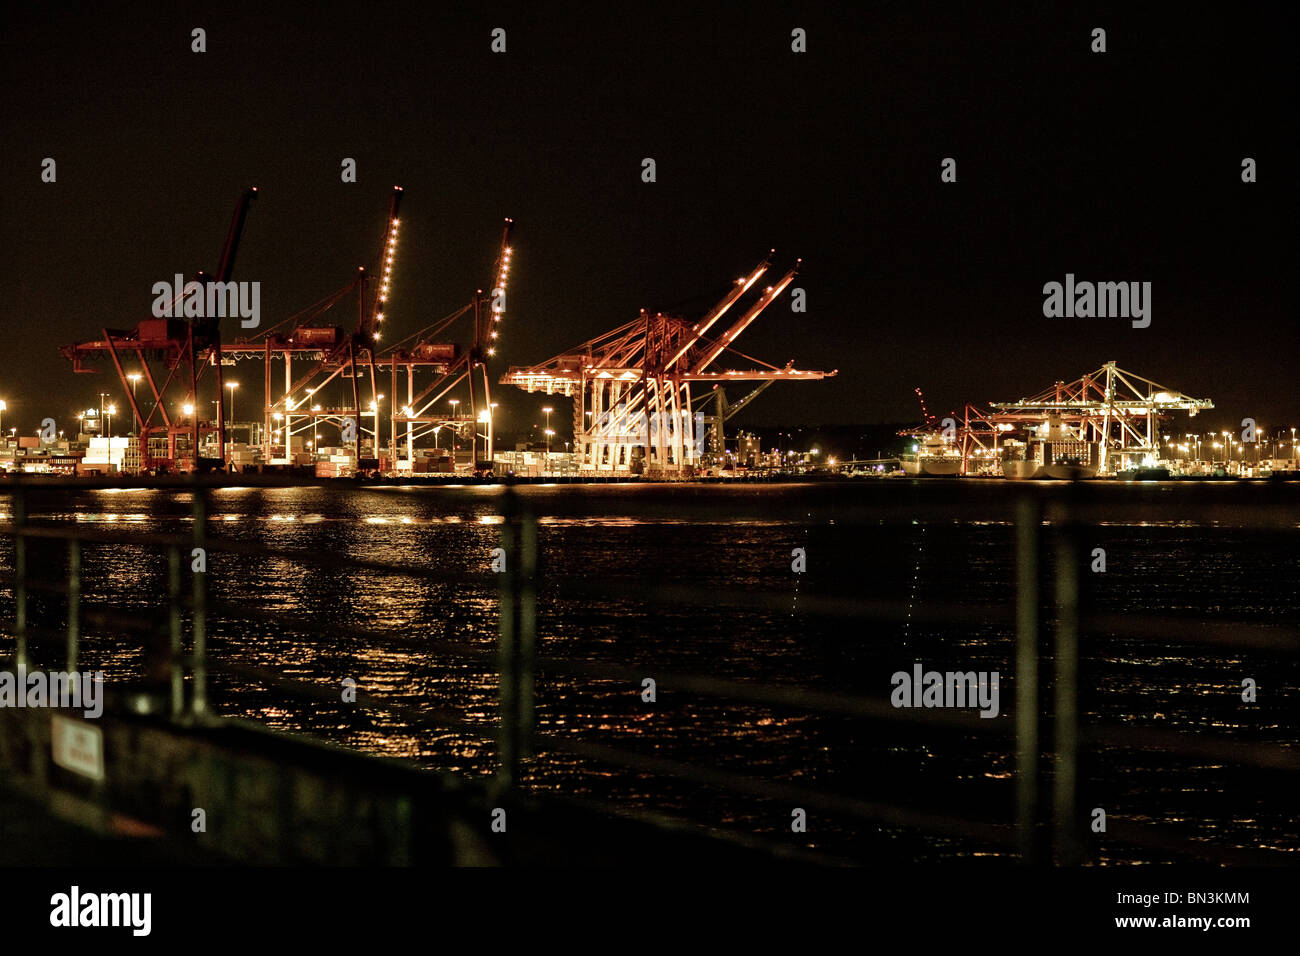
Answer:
[{"xmin": 2, "ymin": 481, "xmax": 1297, "ymax": 863}]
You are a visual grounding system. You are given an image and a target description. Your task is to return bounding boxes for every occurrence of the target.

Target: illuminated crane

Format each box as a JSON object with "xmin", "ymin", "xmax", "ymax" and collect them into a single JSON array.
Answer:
[
  {"xmin": 60, "ymin": 187, "xmax": 258, "ymax": 472},
  {"xmin": 501, "ymin": 253, "xmax": 834, "ymax": 476},
  {"xmin": 378, "ymin": 217, "xmax": 513, "ymax": 472},
  {"xmin": 698, "ymin": 379, "xmax": 775, "ymax": 464},
  {"xmin": 225, "ymin": 186, "xmax": 405, "ymax": 465},
  {"xmin": 986, "ymin": 361, "xmax": 1213, "ymax": 473}
]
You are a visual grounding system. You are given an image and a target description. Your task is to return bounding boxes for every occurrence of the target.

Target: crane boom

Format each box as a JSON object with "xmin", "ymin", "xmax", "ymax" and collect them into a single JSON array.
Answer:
[
  {"xmin": 195, "ymin": 186, "xmax": 258, "ymax": 344},
  {"xmin": 703, "ymin": 379, "xmax": 776, "ymax": 461},
  {"xmin": 480, "ymin": 217, "xmax": 514, "ymax": 352},
  {"xmin": 725, "ymin": 379, "xmax": 775, "ymax": 420},
  {"xmin": 664, "ymin": 252, "xmax": 772, "ymax": 370},
  {"xmin": 690, "ymin": 261, "xmax": 799, "ymax": 374},
  {"xmin": 363, "ymin": 186, "xmax": 404, "ymax": 341},
  {"xmin": 216, "ymin": 187, "xmax": 258, "ymax": 283}
]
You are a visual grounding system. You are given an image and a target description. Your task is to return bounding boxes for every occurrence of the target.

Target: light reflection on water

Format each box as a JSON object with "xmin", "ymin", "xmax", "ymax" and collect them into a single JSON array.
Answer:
[{"xmin": 0, "ymin": 483, "xmax": 1297, "ymax": 862}]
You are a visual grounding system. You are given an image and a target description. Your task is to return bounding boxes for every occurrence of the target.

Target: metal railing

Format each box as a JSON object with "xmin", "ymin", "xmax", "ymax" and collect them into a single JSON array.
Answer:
[{"xmin": 2, "ymin": 476, "xmax": 1297, "ymax": 865}]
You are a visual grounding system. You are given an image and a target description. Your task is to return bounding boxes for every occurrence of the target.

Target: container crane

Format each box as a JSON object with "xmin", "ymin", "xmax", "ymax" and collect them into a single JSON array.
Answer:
[{"xmin": 60, "ymin": 186, "xmax": 258, "ymax": 472}]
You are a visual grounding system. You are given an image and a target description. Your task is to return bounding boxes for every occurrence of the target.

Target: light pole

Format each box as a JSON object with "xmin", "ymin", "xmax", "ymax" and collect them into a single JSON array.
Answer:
[
  {"xmin": 106, "ymin": 404, "xmax": 116, "ymax": 439},
  {"xmin": 449, "ymin": 399, "xmax": 460, "ymax": 470},
  {"xmin": 226, "ymin": 382, "xmax": 239, "ymax": 446},
  {"xmin": 368, "ymin": 398, "xmax": 384, "ymax": 457},
  {"xmin": 0, "ymin": 399, "xmax": 5, "ymax": 438},
  {"xmin": 402, "ymin": 406, "xmax": 413, "ymax": 463},
  {"xmin": 99, "ymin": 392, "xmax": 110, "ymax": 440},
  {"xmin": 542, "ymin": 405, "xmax": 553, "ymax": 475},
  {"xmin": 127, "ymin": 373, "xmax": 142, "ymax": 436},
  {"xmin": 99, "ymin": 390, "xmax": 112, "ymax": 442}
]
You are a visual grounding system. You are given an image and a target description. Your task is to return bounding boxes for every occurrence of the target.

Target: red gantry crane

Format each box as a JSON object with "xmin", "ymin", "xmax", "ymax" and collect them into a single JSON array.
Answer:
[
  {"xmin": 61, "ymin": 187, "xmax": 258, "ymax": 472},
  {"xmin": 64, "ymin": 187, "xmax": 513, "ymax": 476},
  {"xmin": 500, "ymin": 253, "xmax": 834, "ymax": 476},
  {"xmin": 214, "ymin": 186, "xmax": 409, "ymax": 471},
  {"xmin": 372, "ymin": 217, "xmax": 513, "ymax": 473}
]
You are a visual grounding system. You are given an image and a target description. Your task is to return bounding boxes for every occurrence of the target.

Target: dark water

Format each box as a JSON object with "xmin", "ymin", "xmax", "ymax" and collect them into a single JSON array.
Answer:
[{"xmin": 1, "ymin": 481, "xmax": 1297, "ymax": 863}]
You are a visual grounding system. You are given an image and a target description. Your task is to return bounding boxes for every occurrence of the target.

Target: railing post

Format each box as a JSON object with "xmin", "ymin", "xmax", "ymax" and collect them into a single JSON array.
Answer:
[
  {"xmin": 191, "ymin": 487, "xmax": 208, "ymax": 717},
  {"xmin": 13, "ymin": 485, "xmax": 28, "ymax": 669},
  {"xmin": 1014, "ymin": 493, "xmax": 1042, "ymax": 864},
  {"xmin": 66, "ymin": 540, "xmax": 81, "ymax": 671},
  {"xmin": 168, "ymin": 545, "xmax": 184, "ymax": 718},
  {"xmin": 495, "ymin": 487, "xmax": 537, "ymax": 797},
  {"xmin": 1052, "ymin": 493, "xmax": 1083, "ymax": 865},
  {"xmin": 519, "ymin": 509, "xmax": 536, "ymax": 763},
  {"xmin": 496, "ymin": 495, "xmax": 518, "ymax": 795}
]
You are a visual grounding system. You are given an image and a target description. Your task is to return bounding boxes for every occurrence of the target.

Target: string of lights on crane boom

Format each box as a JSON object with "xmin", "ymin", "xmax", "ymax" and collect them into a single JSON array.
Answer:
[
  {"xmin": 487, "ymin": 217, "xmax": 513, "ymax": 358},
  {"xmin": 374, "ymin": 213, "xmax": 399, "ymax": 342}
]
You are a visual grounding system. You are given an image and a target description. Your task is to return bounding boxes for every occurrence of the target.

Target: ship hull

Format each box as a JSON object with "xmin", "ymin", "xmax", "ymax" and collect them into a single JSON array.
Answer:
[{"xmin": 902, "ymin": 459, "xmax": 962, "ymax": 477}]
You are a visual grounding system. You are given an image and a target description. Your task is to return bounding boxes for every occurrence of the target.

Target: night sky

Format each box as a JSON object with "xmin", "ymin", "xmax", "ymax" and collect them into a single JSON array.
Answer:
[{"xmin": 2, "ymin": 2, "xmax": 1295, "ymax": 438}]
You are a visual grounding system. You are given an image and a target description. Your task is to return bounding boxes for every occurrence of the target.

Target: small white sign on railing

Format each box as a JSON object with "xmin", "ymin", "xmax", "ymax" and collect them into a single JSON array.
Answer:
[{"xmin": 51, "ymin": 714, "xmax": 105, "ymax": 781}]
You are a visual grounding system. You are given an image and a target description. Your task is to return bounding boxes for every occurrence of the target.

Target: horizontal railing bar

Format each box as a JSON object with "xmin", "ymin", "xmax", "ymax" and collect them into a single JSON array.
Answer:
[
  {"xmin": 1044, "ymin": 500, "xmax": 1300, "ymax": 529},
  {"xmin": 531, "ymin": 655, "xmax": 1012, "ymax": 734},
  {"xmin": 1081, "ymin": 724, "xmax": 1300, "ymax": 771},
  {"xmin": 1082, "ymin": 614, "xmax": 1300, "ymax": 652},
  {"xmin": 1103, "ymin": 821, "xmax": 1293, "ymax": 866},
  {"xmin": 209, "ymin": 660, "xmax": 499, "ymax": 743},
  {"xmin": 205, "ymin": 600, "xmax": 499, "ymax": 664},
  {"xmin": 528, "ymin": 731, "xmax": 1019, "ymax": 843},
  {"xmin": 191, "ymin": 537, "xmax": 498, "ymax": 585},
  {"xmin": 2, "ymin": 525, "xmax": 193, "ymax": 549},
  {"xmin": 11, "ymin": 577, "xmax": 70, "ymax": 596},
  {"xmin": 12, "ymin": 611, "xmax": 160, "ymax": 640},
  {"xmin": 548, "ymin": 579, "xmax": 1016, "ymax": 625},
  {"xmin": 84, "ymin": 607, "xmax": 166, "ymax": 634},
  {"xmin": 525, "ymin": 788, "xmax": 859, "ymax": 865},
  {"xmin": 0, "ymin": 525, "xmax": 496, "ymax": 588}
]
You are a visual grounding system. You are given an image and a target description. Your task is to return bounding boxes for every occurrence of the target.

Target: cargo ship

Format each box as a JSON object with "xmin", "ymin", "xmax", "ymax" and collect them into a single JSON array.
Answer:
[
  {"xmin": 901, "ymin": 433, "xmax": 963, "ymax": 476},
  {"xmin": 1000, "ymin": 415, "xmax": 1100, "ymax": 480}
]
